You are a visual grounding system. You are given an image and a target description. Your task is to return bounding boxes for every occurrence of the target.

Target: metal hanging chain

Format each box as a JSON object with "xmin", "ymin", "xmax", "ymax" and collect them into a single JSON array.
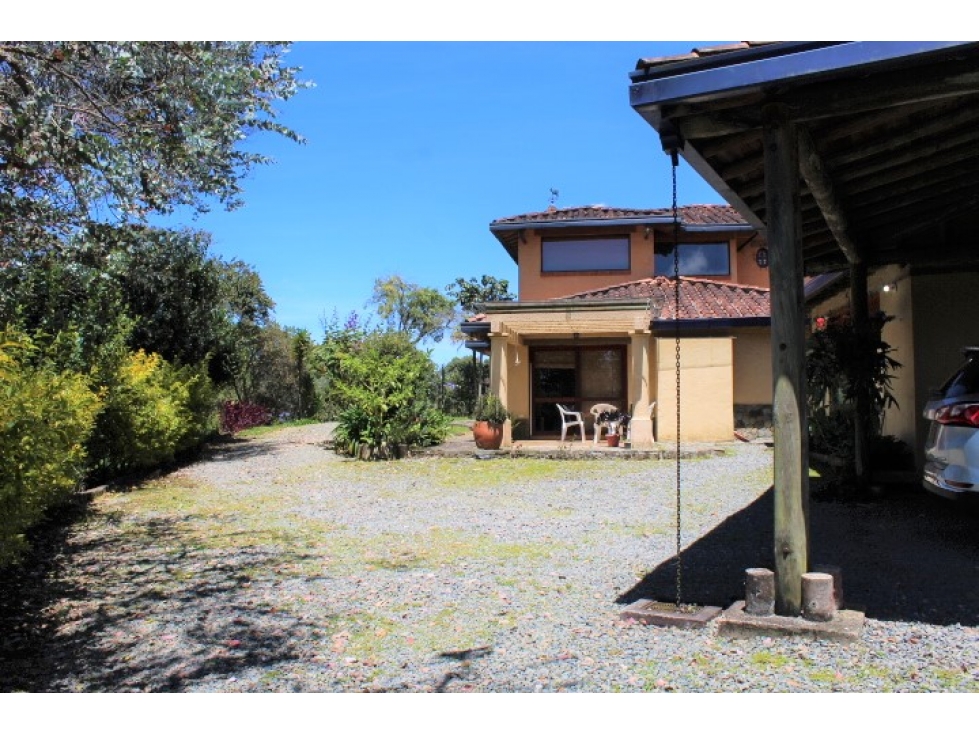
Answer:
[{"xmin": 671, "ymin": 155, "xmax": 683, "ymax": 610}]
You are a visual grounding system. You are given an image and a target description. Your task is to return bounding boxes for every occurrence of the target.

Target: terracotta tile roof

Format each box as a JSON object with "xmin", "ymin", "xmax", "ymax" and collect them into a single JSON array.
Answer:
[
  {"xmin": 490, "ymin": 204, "xmax": 749, "ymax": 228},
  {"xmin": 633, "ymin": 42, "xmax": 781, "ymax": 75},
  {"xmin": 562, "ymin": 276, "xmax": 770, "ymax": 321}
]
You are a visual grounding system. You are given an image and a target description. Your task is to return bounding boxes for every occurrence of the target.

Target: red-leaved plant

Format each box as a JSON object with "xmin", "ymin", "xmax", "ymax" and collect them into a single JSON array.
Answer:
[{"xmin": 220, "ymin": 401, "xmax": 272, "ymax": 435}]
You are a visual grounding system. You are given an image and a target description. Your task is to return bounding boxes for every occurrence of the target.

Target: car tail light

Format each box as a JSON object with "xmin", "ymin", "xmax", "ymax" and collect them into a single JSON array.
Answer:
[{"xmin": 934, "ymin": 403, "xmax": 979, "ymax": 427}]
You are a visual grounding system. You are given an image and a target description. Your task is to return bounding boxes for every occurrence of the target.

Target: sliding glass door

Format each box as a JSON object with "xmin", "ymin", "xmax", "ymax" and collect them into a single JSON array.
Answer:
[{"xmin": 531, "ymin": 345, "xmax": 626, "ymax": 435}]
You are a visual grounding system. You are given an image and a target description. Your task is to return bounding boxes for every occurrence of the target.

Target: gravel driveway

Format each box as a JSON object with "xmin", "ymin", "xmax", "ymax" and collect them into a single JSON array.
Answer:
[{"xmin": 1, "ymin": 422, "xmax": 977, "ymax": 692}]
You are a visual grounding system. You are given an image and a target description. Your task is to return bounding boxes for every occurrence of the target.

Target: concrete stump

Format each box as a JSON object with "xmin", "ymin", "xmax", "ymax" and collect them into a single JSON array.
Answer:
[
  {"xmin": 802, "ymin": 572, "xmax": 836, "ymax": 622},
  {"xmin": 813, "ymin": 563, "xmax": 844, "ymax": 609},
  {"xmin": 744, "ymin": 568, "xmax": 775, "ymax": 616}
]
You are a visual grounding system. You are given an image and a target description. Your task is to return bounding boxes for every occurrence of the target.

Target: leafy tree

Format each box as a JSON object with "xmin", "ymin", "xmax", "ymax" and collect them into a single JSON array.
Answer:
[
  {"xmin": 446, "ymin": 275, "xmax": 514, "ymax": 314},
  {"xmin": 291, "ymin": 328, "xmax": 317, "ymax": 419},
  {"xmin": 236, "ymin": 322, "xmax": 318, "ymax": 419},
  {"xmin": 0, "ymin": 42, "xmax": 305, "ymax": 258},
  {"xmin": 311, "ymin": 310, "xmax": 371, "ymax": 419},
  {"xmin": 107, "ymin": 226, "xmax": 224, "ymax": 367},
  {"xmin": 369, "ymin": 275, "xmax": 456, "ymax": 344},
  {"xmin": 0, "ymin": 224, "xmax": 273, "ymax": 381},
  {"xmin": 442, "ymin": 355, "xmax": 489, "ymax": 417},
  {"xmin": 445, "ymin": 274, "xmax": 515, "ymax": 344},
  {"xmin": 212, "ymin": 257, "xmax": 276, "ymax": 395}
]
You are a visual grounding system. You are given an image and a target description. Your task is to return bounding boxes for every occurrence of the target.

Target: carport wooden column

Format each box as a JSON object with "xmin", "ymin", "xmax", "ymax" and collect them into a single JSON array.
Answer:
[
  {"xmin": 764, "ymin": 107, "xmax": 810, "ymax": 617},
  {"xmin": 629, "ymin": 331, "xmax": 655, "ymax": 447},
  {"xmin": 489, "ymin": 333, "xmax": 513, "ymax": 448}
]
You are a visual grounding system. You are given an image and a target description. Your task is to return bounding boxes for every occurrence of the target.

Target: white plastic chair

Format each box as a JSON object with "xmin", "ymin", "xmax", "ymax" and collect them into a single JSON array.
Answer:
[
  {"xmin": 589, "ymin": 402, "xmax": 620, "ymax": 444},
  {"xmin": 556, "ymin": 404, "xmax": 585, "ymax": 441}
]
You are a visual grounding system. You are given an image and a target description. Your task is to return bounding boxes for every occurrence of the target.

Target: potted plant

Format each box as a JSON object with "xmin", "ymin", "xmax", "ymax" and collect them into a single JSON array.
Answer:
[
  {"xmin": 472, "ymin": 394, "xmax": 511, "ymax": 450},
  {"xmin": 597, "ymin": 409, "xmax": 629, "ymax": 447}
]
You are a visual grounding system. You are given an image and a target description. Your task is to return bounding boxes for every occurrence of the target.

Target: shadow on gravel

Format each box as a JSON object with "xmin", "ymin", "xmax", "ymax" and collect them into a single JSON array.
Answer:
[
  {"xmin": 200, "ymin": 436, "xmax": 286, "ymax": 463},
  {"xmin": 0, "ymin": 507, "xmax": 325, "ymax": 692},
  {"xmin": 619, "ymin": 485, "xmax": 979, "ymax": 626}
]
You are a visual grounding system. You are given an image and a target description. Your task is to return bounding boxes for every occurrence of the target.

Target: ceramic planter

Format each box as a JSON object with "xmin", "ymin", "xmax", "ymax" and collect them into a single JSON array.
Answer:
[{"xmin": 472, "ymin": 421, "xmax": 504, "ymax": 450}]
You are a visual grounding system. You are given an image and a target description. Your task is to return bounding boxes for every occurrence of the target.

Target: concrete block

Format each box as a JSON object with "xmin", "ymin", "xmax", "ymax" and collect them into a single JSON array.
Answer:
[
  {"xmin": 744, "ymin": 568, "xmax": 775, "ymax": 616},
  {"xmin": 802, "ymin": 572, "xmax": 836, "ymax": 622}
]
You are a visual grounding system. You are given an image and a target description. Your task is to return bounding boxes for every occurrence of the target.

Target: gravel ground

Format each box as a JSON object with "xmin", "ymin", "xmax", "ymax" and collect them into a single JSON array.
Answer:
[{"xmin": 2, "ymin": 422, "xmax": 978, "ymax": 693}]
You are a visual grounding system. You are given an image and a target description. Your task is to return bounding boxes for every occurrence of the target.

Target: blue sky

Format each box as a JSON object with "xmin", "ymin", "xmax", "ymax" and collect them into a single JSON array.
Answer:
[{"xmin": 174, "ymin": 42, "xmax": 728, "ymax": 366}]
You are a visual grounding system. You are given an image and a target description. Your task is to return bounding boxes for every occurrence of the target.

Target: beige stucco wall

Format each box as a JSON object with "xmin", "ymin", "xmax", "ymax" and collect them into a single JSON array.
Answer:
[
  {"xmin": 517, "ymin": 228, "xmax": 770, "ymax": 300},
  {"xmin": 733, "ymin": 236, "xmax": 771, "ymax": 289},
  {"xmin": 655, "ymin": 337, "xmax": 734, "ymax": 442},
  {"xmin": 733, "ymin": 328, "xmax": 773, "ymax": 404},
  {"xmin": 873, "ymin": 266, "xmax": 916, "ymax": 451}
]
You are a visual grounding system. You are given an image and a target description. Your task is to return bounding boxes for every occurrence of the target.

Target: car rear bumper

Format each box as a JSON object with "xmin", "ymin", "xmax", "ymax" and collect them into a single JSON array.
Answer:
[{"xmin": 923, "ymin": 463, "xmax": 979, "ymax": 502}]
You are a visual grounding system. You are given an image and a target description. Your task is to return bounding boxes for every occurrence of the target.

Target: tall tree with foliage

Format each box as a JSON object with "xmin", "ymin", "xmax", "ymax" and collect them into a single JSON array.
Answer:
[
  {"xmin": 369, "ymin": 275, "xmax": 456, "ymax": 345},
  {"xmin": 0, "ymin": 42, "xmax": 305, "ymax": 257},
  {"xmin": 441, "ymin": 354, "xmax": 489, "ymax": 417},
  {"xmin": 446, "ymin": 275, "xmax": 514, "ymax": 314},
  {"xmin": 445, "ymin": 274, "xmax": 515, "ymax": 344}
]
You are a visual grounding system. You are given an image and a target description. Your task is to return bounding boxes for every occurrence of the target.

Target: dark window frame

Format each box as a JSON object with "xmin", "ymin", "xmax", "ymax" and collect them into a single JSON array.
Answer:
[
  {"xmin": 655, "ymin": 242, "xmax": 731, "ymax": 277},
  {"xmin": 541, "ymin": 235, "xmax": 631, "ymax": 274}
]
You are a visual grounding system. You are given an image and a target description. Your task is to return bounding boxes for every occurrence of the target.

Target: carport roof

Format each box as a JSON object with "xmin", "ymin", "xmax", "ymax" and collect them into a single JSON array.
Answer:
[{"xmin": 628, "ymin": 41, "xmax": 979, "ymax": 274}]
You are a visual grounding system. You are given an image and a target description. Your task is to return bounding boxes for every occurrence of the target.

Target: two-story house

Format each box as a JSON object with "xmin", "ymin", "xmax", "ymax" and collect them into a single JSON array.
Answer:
[{"xmin": 462, "ymin": 204, "xmax": 773, "ymax": 448}]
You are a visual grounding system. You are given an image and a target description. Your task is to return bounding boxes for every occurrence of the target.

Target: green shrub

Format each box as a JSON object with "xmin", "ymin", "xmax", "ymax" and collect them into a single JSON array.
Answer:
[
  {"xmin": 0, "ymin": 331, "xmax": 101, "ymax": 566},
  {"xmin": 88, "ymin": 350, "xmax": 215, "ymax": 477},
  {"xmin": 330, "ymin": 331, "xmax": 448, "ymax": 459}
]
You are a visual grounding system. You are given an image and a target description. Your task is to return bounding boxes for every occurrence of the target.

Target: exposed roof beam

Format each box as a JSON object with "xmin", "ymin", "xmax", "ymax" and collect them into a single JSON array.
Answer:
[{"xmin": 797, "ymin": 127, "xmax": 864, "ymax": 264}]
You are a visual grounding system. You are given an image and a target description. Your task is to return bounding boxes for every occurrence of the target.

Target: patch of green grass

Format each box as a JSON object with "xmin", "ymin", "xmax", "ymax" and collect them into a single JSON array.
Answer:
[
  {"xmin": 361, "ymin": 527, "xmax": 555, "ymax": 571},
  {"xmin": 600, "ymin": 520, "xmax": 671, "ymax": 538},
  {"xmin": 237, "ymin": 419, "xmax": 320, "ymax": 438},
  {"xmin": 445, "ymin": 423, "xmax": 472, "ymax": 438},
  {"xmin": 932, "ymin": 667, "xmax": 978, "ymax": 691},
  {"xmin": 750, "ymin": 651, "xmax": 792, "ymax": 668}
]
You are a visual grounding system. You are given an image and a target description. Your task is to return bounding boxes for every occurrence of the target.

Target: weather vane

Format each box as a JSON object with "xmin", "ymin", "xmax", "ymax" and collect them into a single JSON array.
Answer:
[{"xmin": 548, "ymin": 188, "xmax": 559, "ymax": 207}]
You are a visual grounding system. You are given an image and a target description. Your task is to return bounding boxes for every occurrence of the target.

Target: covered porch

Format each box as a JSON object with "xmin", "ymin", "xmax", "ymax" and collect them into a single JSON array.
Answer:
[{"xmin": 628, "ymin": 41, "xmax": 979, "ymax": 616}]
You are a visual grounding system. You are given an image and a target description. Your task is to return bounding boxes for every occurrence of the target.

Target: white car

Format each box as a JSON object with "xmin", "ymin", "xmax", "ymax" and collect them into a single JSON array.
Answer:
[{"xmin": 922, "ymin": 347, "xmax": 979, "ymax": 501}]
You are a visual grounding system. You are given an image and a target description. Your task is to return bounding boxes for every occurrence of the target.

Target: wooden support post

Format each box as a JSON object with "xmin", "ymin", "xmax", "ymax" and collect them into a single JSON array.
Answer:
[
  {"xmin": 764, "ymin": 107, "xmax": 810, "ymax": 617},
  {"xmin": 850, "ymin": 261, "xmax": 871, "ymax": 486}
]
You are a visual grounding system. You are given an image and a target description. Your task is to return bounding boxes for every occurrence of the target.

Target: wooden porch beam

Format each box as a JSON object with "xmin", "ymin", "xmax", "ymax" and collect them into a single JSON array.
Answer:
[{"xmin": 798, "ymin": 126, "xmax": 864, "ymax": 265}]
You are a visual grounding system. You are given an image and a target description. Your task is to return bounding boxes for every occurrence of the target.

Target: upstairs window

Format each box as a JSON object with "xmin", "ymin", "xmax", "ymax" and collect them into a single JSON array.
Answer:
[
  {"xmin": 541, "ymin": 236, "xmax": 630, "ymax": 273},
  {"xmin": 655, "ymin": 243, "xmax": 730, "ymax": 276}
]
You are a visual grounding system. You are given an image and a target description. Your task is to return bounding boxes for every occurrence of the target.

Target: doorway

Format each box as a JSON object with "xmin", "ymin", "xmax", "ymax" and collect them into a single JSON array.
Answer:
[{"xmin": 531, "ymin": 345, "xmax": 626, "ymax": 435}]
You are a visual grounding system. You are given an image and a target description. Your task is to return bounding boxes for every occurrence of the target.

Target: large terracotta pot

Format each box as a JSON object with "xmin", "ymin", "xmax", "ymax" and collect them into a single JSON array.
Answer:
[{"xmin": 472, "ymin": 421, "xmax": 504, "ymax": 450}]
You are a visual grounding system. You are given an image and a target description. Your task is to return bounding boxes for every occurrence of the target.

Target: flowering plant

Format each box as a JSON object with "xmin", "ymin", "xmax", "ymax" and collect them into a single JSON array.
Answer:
[{"xmin": 597, "ymin": 409, "xmax": 630, "ymax": 427}]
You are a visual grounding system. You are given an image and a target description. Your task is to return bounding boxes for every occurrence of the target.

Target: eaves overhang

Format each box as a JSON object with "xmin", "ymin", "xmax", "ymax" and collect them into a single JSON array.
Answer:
[
  {"xmin": 654, "ymin": 316, "xmax": 770, "ymax": 330},
  {"xmin": 490, "ymin": 217, "xmax": 754, "ymax": 262},
  {"xmin": 629, "ymin": 42, "xmax": 969, "ymax": 123},
  {"xmin": 481, "ymin": 298, "xmax": 651, "ymax": 313},
  {"xmin": 628, "ymin": 41, "xmax": 979, "ymax": 274}
]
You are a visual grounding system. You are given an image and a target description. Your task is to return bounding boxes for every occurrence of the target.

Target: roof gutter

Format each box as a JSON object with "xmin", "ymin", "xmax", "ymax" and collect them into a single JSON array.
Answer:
[
  {"xmin": 655, "ymin": 316, "xmax": 770, "ymax": 330},
  {"xmin": 490, "ymin": 218, "xmax": 753, "ymax": 234},
  {"xmin": 462, "ymin": 311, "xmax": 770, "ymax": 337},
  {"xmin": 481, "ymin": 298, "xmax": 651, "ymax": 313}
]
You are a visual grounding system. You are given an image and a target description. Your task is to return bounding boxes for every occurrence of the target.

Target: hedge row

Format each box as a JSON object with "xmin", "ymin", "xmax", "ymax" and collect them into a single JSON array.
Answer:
[{"xmin": 0, "ymin": 330, "xmax": 217, "ymax": 566}]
